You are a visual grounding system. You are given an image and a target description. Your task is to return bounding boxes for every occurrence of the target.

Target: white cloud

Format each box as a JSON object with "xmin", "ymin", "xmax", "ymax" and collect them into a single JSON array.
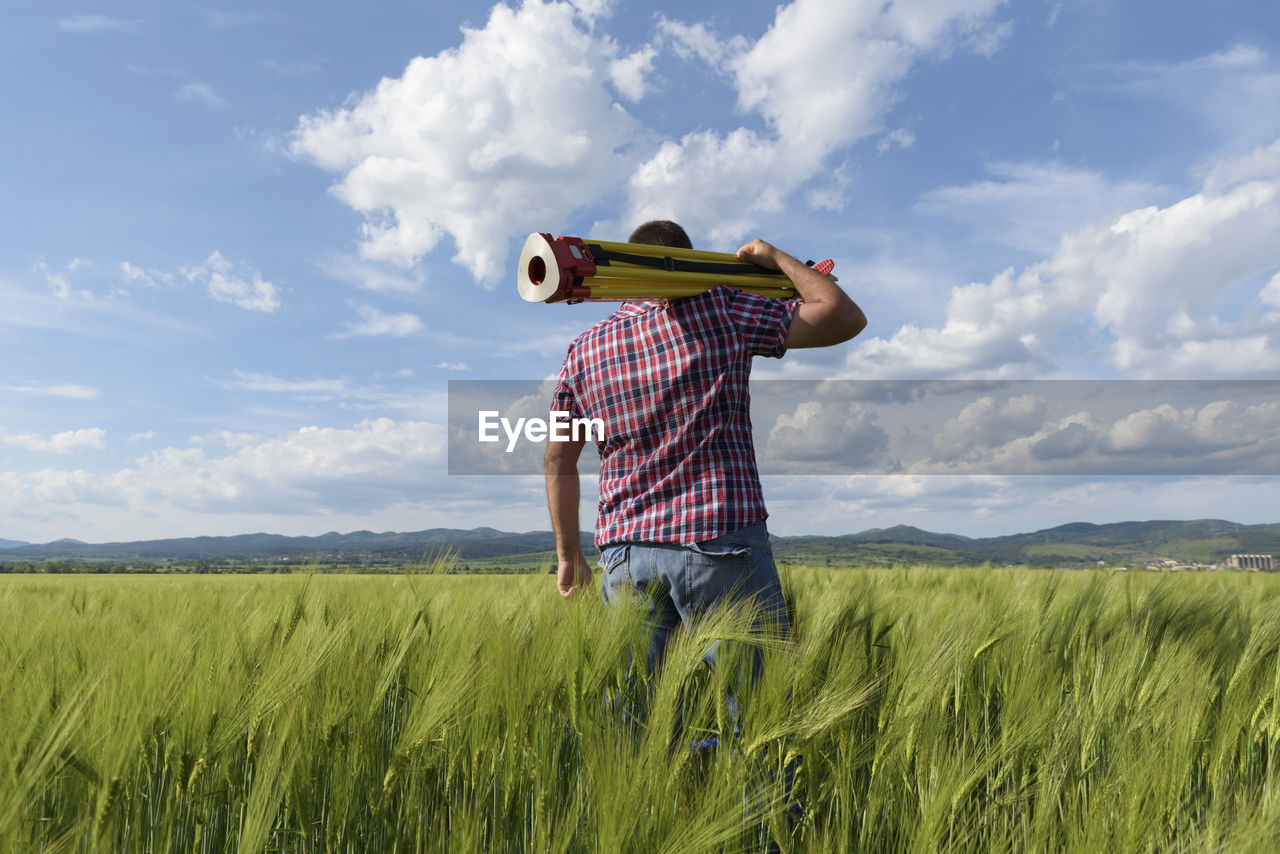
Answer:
[
  {"xmin": 904, "ymin": 398, "xmax": 1280, "ymax": 475},
  {"xmin": 291, "ymin": 0, "xmax": 643, "ymax": 284},
  {"xmin": 845, "ymin": 139, "xmax": 1280, "ymax": 378},
  {"xmin": 655, "ymin": 17, "xmax": 745, "ymax": 68},
  {"xmin": 129, "ymin": 431, "xmax": 156, "ymax": 442},
  {"xmin": 877, "ymin": 128, "xmax": 916, "ymax": 155},
  {"xmin": 625, "ymin": 128, "xmax": 792, "ymax": 247},
  {"xmin": 219, "ymin": 371, "xmax": 349, "ymax": 397},
  {"xmin": 610, "ymin": 45, "xmax": 657, "ymax": 101},
  {"xmin": 1102, "ymin": 44, "xmax": 1280, "ymax": 149},
  {"xmin": 293, "ymin": 0, "xmax": 1011, "ymax": 278},
  {"xmin": 32, "ymin": 258, "xmax": 88, "ymax": 300},
  {"xmin": 917, "ymin": 161, "xmax": 1166, "ymax": 254},
  {"xmin": 0, "ymin": 383, "xmax": 99, "ymax": 400},
  {"xmin": 436, "ymin": 361, "xmax": 471, "ymax": 372},
  {"xmin": 58, "ymin": 14, "xmax": 140, "ymax": 33},
  {"xmin": 188, "ymin": 430, "xmax": 262, "ymax": 449},
  {"xmin": 175, "ymin": 83, "xmax": 228, "ymax": 111},
  {"xmin": 761, "ymin": 400, "xmax": 892, "ymax": 470},
  {"xmin": 9, "ymin": 419, "xmax": 446, "ymax": 515},
  {"xmin": 336, "ymin": 304, "xmax": 424, "ymax": 339},
  {"xmin": 119, "ymin": 261, "xmax": 174, "ymax": 289},
  {"xmin": 211, "ymin": 371, "xmax": 447, "ymax": 418},
  {"xmin": 2, "ymin": 428, "xmax": 106, "ymax": 454},
  {"xmin": 626, "ymin": 0, "xmax": 1010, "ymax": 243},
  {"xmin": 1103, "ymin": 400, "xmax": 1278, "ymax": 457},
  {"xmin": 183, "ymin": 251, "xmax": 281, "ymax": 312},
  {"xmin": 317, "ymin": 253, "xmax": 426, "ymax": 293},
  {"xmin": 931, "ymin": 394, "xmax": 1047, "ymax": 460},
  {"xmin": 1262, "ymin": 272, "xmax": 1280, "ymax": 308}
]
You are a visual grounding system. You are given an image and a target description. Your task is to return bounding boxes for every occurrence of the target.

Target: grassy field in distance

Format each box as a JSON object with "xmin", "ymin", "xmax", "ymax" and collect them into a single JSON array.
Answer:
[{"xmin": 3, "ymin": 567, "xmax": 1280, "ymax": 852}]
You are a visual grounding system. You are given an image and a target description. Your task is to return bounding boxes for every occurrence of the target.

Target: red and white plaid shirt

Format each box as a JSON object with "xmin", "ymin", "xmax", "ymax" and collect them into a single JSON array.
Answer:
[{"xmin": 552, "ymin": 287, "xmax": 797, "ymax": 547}]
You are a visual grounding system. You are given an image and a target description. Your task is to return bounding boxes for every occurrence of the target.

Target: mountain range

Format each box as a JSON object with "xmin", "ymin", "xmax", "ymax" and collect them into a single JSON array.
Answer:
[{"xmin": 2, "ymin": 519, "xmax": 1279, "ymax": 568}]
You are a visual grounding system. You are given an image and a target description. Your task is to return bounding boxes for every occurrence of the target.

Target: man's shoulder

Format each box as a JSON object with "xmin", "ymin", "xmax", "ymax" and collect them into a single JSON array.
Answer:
[
  {"xmin": 575, "ymin": 302, "xmax": 658, "ymax": 340},
  {"xmin": 560, "ymin": 304, "xmax": 643, "ymax": 366}
]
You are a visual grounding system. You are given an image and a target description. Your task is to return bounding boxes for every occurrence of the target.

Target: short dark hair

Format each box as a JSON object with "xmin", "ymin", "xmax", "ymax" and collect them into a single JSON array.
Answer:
[{"xmin": 628, "ymin": 220, "xmax": 692, "ymax": 249}]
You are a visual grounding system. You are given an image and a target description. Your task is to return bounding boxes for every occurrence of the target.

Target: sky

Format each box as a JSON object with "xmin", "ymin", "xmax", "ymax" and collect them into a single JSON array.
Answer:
[{"xmin": 3, "ymin": 0, "xmax": 1280, "ymax": 545}]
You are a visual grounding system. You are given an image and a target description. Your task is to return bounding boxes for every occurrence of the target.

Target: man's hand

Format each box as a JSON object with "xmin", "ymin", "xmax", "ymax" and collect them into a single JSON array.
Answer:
[
  {"xmin": 737, "ymin": 236, "xmax": 866, "ymax": 349},
  {"xmin": 736, "ymin": 239, "xmax": 783, "ymax": 271},
  {"xmin": 557, "ymin": 551, "xmax": 593, "ymax": 598}
]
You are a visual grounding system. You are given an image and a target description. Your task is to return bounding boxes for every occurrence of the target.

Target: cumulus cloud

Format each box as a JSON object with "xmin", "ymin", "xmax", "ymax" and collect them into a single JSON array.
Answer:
[
  {"xmin": 0, "ymin": 420, "xmax": 445, "ymax": 517},
  {"xmin": 116, "ymin": 419, "xmax": 444, "ymax": 513},
  {"xmin": 746, "ymin": 381, "xmax": 1280, "ymax": 476},
  {"xmin": 845, "ymin": 138, "xmax": 1280, "ymax": 378},
  {"xmin": 761, "ymin": 400, "xmax": 893, "ymax": 471},
  {"xmin": 910, "ymin": 398, "xmax": 1280, "ymax": 475},
  {"xmin": 183, "ymin": 251, "xmax": 281, "ymax": 312},
  {"xmin": 336, "ymin": 304, "xmax": 424, "ymax": 338},
  {"xmin": 1, "ymin": 428, "xmax": 106, "ymax": 454},
  {"xmin": 1262, "ymin": 271, "xmax": 1280, "ymax": 308},
  {"xmin": 655, "ymin": 17, "xmax": 746, "ymax": 68},
  {"xmin": 931, "ymin": 394, "xmax": 1047, "ymax": 460},
  {"xmin": 627, "ymin": 0, "xmax": 1010, "ymax": 242},
  {"xmin": 291, "ymin": 0, "xmax": 644, "ymax": 284},
  {"xmin": 610, "ymin": 45, "xmax": 657, "ymax": 101},
  {"xmin": 293, "ymin": 0, "xmax": 1010, "ymax": 281}
]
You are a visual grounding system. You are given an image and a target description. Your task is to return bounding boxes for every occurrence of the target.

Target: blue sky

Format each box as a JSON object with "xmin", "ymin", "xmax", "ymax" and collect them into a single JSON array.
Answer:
[{"xmin": 3, "ymin": 0, "xmax": 1280, "ymax": 544}]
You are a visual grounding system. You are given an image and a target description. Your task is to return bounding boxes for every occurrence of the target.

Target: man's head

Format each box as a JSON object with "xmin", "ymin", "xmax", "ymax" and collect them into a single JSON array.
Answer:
[{"xmin": 628, "ymin": 220, "xmax": 692, "ymax": 250}]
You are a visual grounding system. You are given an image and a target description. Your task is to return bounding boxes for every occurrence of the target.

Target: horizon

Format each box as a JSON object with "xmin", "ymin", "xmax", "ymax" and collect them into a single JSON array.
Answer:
[
  {"xmin": 4, "ymin": 514, "xmax": 1277, "ymax": 550},
  {"xmin": 5, "ymin": 0, "xmax": 1280, "ymax": 543}
]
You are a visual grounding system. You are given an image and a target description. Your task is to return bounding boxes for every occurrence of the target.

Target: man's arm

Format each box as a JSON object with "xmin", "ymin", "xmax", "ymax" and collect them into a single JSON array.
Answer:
[
  {"xmin": 736, "ymin": 239, "xmax": 866, "ymax": 349},
  {"xmin": 544, "ymin": 437, "xmax": 592, "ymax": 598}
]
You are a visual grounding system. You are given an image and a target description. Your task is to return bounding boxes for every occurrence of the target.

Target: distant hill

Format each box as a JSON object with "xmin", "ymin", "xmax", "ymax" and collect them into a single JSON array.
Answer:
[
  {"xmin": 770, "ymin": 519, "xmax": 1280, "ymax": 567},
  {"xmin": 0, "ymin": 538, "xmax": 30, "ymax": 550},
  {"xmin": 2, "ymin": 519, "xmax": 1277, "ymax": 569},
  {"xmin": 0, "ymin": 527, "xmax": 591, "ymax": 563}
]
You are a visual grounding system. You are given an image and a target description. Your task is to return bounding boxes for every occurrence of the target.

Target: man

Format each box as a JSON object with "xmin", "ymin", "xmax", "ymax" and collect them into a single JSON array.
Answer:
[{"xmin": 544, "ymin": 219, "xmax": 865, "ymax": 698}]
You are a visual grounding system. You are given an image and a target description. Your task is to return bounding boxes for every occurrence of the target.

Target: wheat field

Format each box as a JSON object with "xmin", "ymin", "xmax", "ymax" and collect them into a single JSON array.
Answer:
[{"xmin": 3, "ymin": 566, "xmax": 1279, "ymax": 852}]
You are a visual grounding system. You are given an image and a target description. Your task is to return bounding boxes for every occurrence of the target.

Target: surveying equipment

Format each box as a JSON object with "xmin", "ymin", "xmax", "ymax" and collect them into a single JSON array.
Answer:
[{"xmin": 516, "ymin": 232, "xmax": 834, "ymax": 304}]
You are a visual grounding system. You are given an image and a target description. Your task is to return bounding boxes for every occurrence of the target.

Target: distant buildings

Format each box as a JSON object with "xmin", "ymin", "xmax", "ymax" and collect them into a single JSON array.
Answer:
[
  {"xmin": 1142, "ymin": 554, "xmax": 1275, "ymax": 571},
  {"xmin": 1228, "ymin": 554, "xmax": 1275, "ymax": 571}
]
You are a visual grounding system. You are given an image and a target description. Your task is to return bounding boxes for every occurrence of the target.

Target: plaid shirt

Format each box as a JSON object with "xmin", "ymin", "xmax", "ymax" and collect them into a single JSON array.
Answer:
[{"xmin": 552, "ymin": 287, "xmax": 797, "ymax": 547}]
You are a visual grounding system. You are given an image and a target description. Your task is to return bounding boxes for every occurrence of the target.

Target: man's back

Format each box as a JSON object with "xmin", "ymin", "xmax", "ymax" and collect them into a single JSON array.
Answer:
[
  {"xmin": 544, "ymin": 222, "xmax": 865, "ymax": 600},
  {"xmin": 554, "ymin": 287, "xmax": 795, "ymax": 548}
]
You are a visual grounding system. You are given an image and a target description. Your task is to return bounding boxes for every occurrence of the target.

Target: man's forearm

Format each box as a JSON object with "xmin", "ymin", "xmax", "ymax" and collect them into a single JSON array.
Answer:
[
  {"xmin": 737, "ymin": 238, "xmax": 866, "ymax": 348},
  {"xmin": 545, "ymin": 465, "xmax": 581, "ymax": 559},
  {"xmin": 774, "ymin": 250, "xmax": 853, "ymax": 310},
  {"xmin": 544, "ymin": 439, "xmax": 586, "ymax": 559}
]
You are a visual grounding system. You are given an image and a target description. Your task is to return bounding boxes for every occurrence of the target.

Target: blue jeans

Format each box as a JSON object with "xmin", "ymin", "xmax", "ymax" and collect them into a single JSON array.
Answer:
[{"xmin": 598, "ymin": 521, "xmax": 792, "ymax": 730}]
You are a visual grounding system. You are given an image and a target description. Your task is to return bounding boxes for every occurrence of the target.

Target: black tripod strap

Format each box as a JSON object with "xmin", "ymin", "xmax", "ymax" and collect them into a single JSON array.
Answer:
[{"xmin": 586, "ymin": 245, "xmax": 765, "ymax": 277}]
